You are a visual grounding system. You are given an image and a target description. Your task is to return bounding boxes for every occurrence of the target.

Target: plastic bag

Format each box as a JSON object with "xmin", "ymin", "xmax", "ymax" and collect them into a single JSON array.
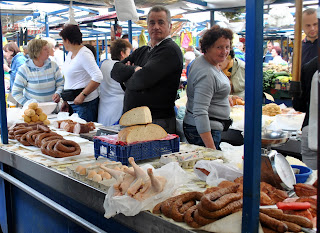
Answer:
[
  {"xmin": 22, "ymin": 99, "xmax": 38, "ymax": 112},
  {"xmin": 114, "ymin": 0, "xmax": 139, "ymax": 21},
  {"xmin": 194, "ymin": 160, "xmax": 243, "ymax": 187},
  {"xmin": 103, "ymin": 162, "xmax": 187, "ymax": 218},
  {"xmin": 56, "ymin": 112, "xmax": 87, "ymax": 124}
]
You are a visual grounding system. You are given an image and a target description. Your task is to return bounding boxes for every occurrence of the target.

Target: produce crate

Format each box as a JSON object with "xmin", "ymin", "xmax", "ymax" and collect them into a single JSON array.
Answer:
[
  {"xmin": 274, "ymin": 80, "xmax": 290, "ymax": 91},
  {"xmin": 94, "ymin": 137, "xmax": 180, "ymax": 165}
]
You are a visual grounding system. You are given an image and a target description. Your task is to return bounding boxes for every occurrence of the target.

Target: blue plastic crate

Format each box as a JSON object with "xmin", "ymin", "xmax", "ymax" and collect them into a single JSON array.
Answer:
[{"xmin": 94, "ymin": 137, "xmax": 180, "ymax": 165}]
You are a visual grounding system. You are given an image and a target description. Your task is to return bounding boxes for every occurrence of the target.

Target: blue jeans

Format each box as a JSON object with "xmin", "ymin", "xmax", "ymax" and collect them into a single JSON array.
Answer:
[
  {"xmin": 183, "ymin": 122, "xmax": 221, "ymax": 150},
  {"xmin": 70, "ymin": 97, "xmax": 99, "ymax": 122}
]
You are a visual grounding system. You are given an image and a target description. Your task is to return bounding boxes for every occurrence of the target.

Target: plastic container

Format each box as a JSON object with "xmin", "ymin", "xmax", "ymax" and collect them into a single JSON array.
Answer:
[
  {"xmin": 291, "ymin": 165, "xmax": 312, "ymax": 183},
  {"xmin": 94, "ymin": 137, "xmax": 180, "ymax": 165}
]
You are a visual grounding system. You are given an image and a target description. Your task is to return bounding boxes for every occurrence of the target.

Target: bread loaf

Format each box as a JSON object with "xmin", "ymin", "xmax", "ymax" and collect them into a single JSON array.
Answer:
[
  {"xmin": 118, "ymin": 124, "xmax": 167, "ymax": 144},
  {"xmin": 119, "ymin": 106, "xmax": 152, "ymax": 126}
]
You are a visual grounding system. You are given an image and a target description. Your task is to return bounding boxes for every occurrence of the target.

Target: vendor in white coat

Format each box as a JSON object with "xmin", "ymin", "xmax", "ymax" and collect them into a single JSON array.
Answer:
[{"xmin": 98, "ymin": 39, "xmax": 132, "ymax": 126}]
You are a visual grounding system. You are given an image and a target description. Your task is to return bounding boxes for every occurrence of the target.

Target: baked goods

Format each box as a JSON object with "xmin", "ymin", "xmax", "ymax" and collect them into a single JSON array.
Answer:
[
  {"xmin": 119, "ymin": 106, "xmax": 152, "ymax": 126},
  {"xmin": 117, "ymin": 123, "xmax": 167, "ymax": 144},
  {"xmin": 262, "ymin": 103, "xmax": 281, "ymax": 116},
  {"xmin": 23, "ymin": 103, "xmax": 50, "ymax": 125}
]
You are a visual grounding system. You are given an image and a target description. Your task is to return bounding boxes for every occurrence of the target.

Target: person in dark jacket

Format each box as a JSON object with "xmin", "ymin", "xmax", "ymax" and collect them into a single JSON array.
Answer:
[
  {"xmin": 111, "ymin": 5, "xmax": 183, "ymax": 134},
  {"xmin": 3, "ymin": 42, "xmax": 27, "ymax": 91}
]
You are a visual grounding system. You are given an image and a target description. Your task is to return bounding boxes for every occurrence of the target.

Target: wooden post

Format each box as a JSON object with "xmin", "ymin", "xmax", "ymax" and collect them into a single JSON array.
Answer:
[{"xmin": 291, "ymin": 0, "xmax": 303, "ymax": 82}]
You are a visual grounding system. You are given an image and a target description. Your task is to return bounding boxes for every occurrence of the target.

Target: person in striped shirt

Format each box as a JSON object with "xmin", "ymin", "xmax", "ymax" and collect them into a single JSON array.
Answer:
[{"xmin": 12, "ymin": 39, "xmax": 64, "ymax": 106}]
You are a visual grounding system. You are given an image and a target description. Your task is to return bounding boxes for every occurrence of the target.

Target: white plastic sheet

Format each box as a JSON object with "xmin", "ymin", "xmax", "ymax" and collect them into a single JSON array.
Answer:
[{"xmin": 103, "ymin": 162, "xmax": 187, "ymax": 218}]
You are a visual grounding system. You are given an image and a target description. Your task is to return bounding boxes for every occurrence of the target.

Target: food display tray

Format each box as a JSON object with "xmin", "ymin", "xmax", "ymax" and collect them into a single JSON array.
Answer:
[{"xmin": 93, "ymin": 137, "xmax": 180, "ymax": 165}]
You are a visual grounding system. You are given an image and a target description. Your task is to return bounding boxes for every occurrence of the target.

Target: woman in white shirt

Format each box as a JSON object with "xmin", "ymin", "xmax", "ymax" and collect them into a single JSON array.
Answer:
[
  {"xmin": 98, "ymin": 39, "xmax": 132, "ymax": 126},
  {"xmin": 270, "ymin": 46, "xmax": 287, "ymax": 65},
  {"xmin": 59, "ymin": 25, "xmax": 103, "ymax": 122}
]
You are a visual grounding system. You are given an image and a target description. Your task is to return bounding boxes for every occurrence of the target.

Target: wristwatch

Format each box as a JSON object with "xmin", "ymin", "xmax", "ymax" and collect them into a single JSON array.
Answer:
[{"xmin": 81, "ymin": 92, "xmax": 87, "ymax": 97}]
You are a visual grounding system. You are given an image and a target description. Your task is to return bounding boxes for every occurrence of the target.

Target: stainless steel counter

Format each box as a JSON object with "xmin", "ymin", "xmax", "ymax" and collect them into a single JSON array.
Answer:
[{"xmin": 0, "ymin": 148, "xmax": 195, "ymax": 233}]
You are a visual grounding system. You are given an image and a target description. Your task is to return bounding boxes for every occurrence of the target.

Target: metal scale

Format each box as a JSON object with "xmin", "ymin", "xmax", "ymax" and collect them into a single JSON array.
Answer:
[{"xmin": 260, "ymin": 130, "xmax": 296, "ymax": 191}]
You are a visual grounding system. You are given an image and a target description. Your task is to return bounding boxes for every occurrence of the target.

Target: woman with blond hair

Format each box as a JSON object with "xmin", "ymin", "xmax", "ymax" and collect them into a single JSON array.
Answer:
[{"xmin": 12, "ymin": 39, "xmax": 64, "ymax": 105}]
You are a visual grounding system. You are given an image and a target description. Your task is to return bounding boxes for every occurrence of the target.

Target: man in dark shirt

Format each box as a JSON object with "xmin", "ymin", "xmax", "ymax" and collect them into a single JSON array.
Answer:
[
  {"xmin": 111, "ymin": 6, "xmax": 183, "ymax": 133},
  {"xmin": 301, "ymin": 8, "xmax": 318, "ymax": 66}
]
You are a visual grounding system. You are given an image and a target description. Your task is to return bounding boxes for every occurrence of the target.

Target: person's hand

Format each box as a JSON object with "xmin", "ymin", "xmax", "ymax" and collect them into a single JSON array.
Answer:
[
  {"xmin": 134, "ymin": 66, "xmax": 142, "ymax": 72},
  {"xmin": 74, "ymin": 93, "xmax": 85, "ymax": 105},
  {"xmin": 61, "ymin": 101, "xmax": 69, "ymax": 112},
  {"xmin": 52, "ymin": 93, "xmax": 60, "ymax": 103},
  {"xmin": 3, "ymin": 64, "xmax": 10, "ymax": 72}
]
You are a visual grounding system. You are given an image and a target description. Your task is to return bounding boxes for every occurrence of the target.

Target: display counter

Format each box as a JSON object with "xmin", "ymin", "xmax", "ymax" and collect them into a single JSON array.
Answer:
[{"xmin": 0, "ymin": 147, "xmax": 196, "ymax": 233}]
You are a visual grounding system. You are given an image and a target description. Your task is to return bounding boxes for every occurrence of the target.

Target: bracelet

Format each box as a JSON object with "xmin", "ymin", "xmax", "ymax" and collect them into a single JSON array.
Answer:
[{"xmin": 81, "ymin": 92, "xmax": 88, "ymax": 97}]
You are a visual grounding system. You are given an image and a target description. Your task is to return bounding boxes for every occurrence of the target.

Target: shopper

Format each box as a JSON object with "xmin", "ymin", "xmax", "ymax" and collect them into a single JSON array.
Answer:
[
  {"xmin": 111, "ymin": 5, "xmax": 183, "ymax": 133},
  {"xmin": 12, "ymin": 39, "xmax": 64, "ymax": 105},
  {"xmin": 270, "ymin": 46, "xmax": 287, "ymax": 65},
  {"xmin": 98, "ymin": 39, "xmax": 132, "ymax": 126},
  {"xmin": 59, "ymin": 24, "xmax": 103, "ymax": 122},
  {"xmin": 54, "ymin": 44, "xmax": 64, "ymax": 69},
  {"xmin": 3, "ymin": 42, "xmax": 27, "ymax": 91},
  {"xmin": 183, "ymin": 25, "xmax": 233, "ymax": 150},
  {"xmin": 264, "ymin": 41, "xmax": 274, "ymax": 63},
  {"xmin": 233, "ymin": 42, "xmax": 245, "ymax": 61},
  {"xmin": 301, "ymin": 8, "xmax": 318, "ymax": 66}
]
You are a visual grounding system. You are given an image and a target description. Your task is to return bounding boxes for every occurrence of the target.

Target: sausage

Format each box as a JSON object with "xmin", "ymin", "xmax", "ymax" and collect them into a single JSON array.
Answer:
[
  {"xmin": 37, "ymin": 124, "xmax": 50, "ymax": 132},
  {"xmin": 201, "ymin": 192, "xmax": 242, "ymax": 211},
  {"xmin": 294, "ymin": 183, "xmax": 317, "ymax": 197},
  {"xmin": 19, "ymin": 133, "xmax": 31, "ymax": 146},
  {"xmin": 204, "ymin": 187, "xmax": 221, "ymax": 194},
  {"xmin": 54, "ymin": 138, "xmax": 77, "ymax": 153},
  {"xmin": 53, "ymin": 140, "xmax": 81, "ymax": 158},
  {"xmin": 282, "ymin": 221, "xmax": 301, "ymax": 232},
  {"xmin": 282, "ymin": 213, "xmax": 313, "ymax": 228},
  {"xmin": 200, "ymin": 184, "xmax": 240, "ymax": 211},
  {"xmin": 160, "ymin": 194, "xmax": 185, "ymax": 218},
  {"xmin": 35, "ymin": 132, "xmax": 59, "ymax": 147},
  {"xmin": 171, "ymin": 192, "xmax": 203, "ymax": 222},
  {"xmin": 261, "ymin": 227, "xmax": 277, "ymax": 233},
  {"xmin": 198, "ymin": 199, "xmax": 243, "ymax": 219},
  {"xmin": 193, "ymin": 209, "xmax": 216, "ymax": 226},
  {"xmin": 14, "ymin": 127, "xmax": 33, "ymax": 136},
  {"xmin": 46, "ymin": 139, "xmax": 62, "ymax": 157},
  {"xmin": 259, "ymin": 212, "xmax": 288, "ymax": 233},
  {"xmin": 63, "ymin": 122, "xmax": 77, "ymax": 132},
  {"xmin": 260, "ymin": 208, "xmax": 313, "ymax": 228},
  {"xmin": 25, "ymin": 130, "xmax": 42, "ymax": 146},
  {"xmin": 183, "ymin": 205, "xmax": 202, "ymax": 228},
  {"xmin": 53, "ymin": 120, "xmax": 73, "ymax": 129},
  {"xmin": 179, "ymin": 200, "xmax": 196, "ymax": 214},
  {"xmin": 73, "ymin": 123, "xmax": 90, "ymax": 134},
  {"xmin": 86, "ymin": 122, "xmax": 95, "ymax": 131}
]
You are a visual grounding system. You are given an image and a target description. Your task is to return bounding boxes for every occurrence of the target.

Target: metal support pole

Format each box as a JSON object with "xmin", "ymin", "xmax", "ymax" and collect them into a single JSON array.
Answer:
[
  {"xmin": 128, "ymin": 20, "xmax": 133, "ymax": 44},
  {"xmin": 96, "ymin": 36, "xmax": 99, "ymax": 65},
  {"xmin": 0, "ymin": 18, "xmax": 8, "ymax": 144},
  {"xmin": 242, "ymin": 0, "xmax": 263, "ymax": 232},
  {"xmin": 45, "ymin": 13, "xmax": 49, "ymax": 37},
  {"xmin": 105, "ymin": 33, "xmax": 108, "ymax": 59},
  {"xmin": 0, "ymin": 169, "xmax": 107, "ymax": 233},
  {"xmin": 210, "ymin": 10, "xmax": 215, "ymax": 27}
]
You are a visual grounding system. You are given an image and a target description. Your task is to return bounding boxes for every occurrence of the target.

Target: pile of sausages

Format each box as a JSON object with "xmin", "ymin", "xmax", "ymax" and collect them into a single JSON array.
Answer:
[
  {"xmin": 8, "ymin": 123, "xmax": 81, "ymax": 158},
  {"xmin": 53, "ymin": 120, "xmax": 95, "ymax": 134},
  {"xmin": 260, "ymin": 208, "xmax": 313, "ymax": 233},
  {"xmin": 152, "ymin": 185, "xmax": 243, "ymax": 228},
  {"xmin": 152, "ymin": 178, "xmax": 315, "ymax": 231}
]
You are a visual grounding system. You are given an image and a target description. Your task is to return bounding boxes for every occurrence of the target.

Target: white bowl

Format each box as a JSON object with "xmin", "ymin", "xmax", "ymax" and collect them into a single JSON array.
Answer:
[{"xmin": 38, "ymin": 102, "xmax": 57, "ymax": 115}]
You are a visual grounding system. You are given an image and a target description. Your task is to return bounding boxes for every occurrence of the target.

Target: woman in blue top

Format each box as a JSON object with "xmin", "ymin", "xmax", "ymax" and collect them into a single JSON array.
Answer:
[{"xmin": 3, "ymin": 42, "xmax": 27, "ymax": 91}]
